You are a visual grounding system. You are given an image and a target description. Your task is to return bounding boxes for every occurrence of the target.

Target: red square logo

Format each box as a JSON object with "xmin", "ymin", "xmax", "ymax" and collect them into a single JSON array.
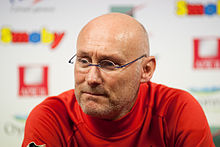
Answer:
[
  {"xmin": 194, "ymin": 37, "xmax": 220, "ymax": 69},
  {"xmin": 18, "ymin": 65, "xmax": 49, "ymax": 97}
]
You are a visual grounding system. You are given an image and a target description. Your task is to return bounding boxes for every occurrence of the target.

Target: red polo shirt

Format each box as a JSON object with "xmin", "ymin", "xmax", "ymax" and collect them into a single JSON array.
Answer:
[{"xmin": 22, "ymin": 82, "xmax": 215, "ymax": 147}]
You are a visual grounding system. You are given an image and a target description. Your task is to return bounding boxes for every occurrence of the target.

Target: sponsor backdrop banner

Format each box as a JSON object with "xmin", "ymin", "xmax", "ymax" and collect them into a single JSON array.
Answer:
[{"xmin": 0, "ymin": 0, "xmax": 220, "ymax": 146}]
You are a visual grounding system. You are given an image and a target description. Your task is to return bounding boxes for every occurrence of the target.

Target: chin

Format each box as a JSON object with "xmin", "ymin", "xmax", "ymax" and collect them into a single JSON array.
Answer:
[
  {"xmin": 82, "ymin": 102, "xmax": 112, "ymax": 119},
  {"xmin": 83, "ymin": 108, "xmax": 105, "ymax": 118}
]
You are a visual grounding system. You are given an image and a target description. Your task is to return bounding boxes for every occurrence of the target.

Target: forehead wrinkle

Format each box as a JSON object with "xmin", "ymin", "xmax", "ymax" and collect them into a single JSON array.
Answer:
[
  {"xmin": 77, "ymin": 32, "xmax": 128, "ymax": 60},
  {"xmin": 77, "ymin": 38, "xmax": 124, "ymax": 56}
]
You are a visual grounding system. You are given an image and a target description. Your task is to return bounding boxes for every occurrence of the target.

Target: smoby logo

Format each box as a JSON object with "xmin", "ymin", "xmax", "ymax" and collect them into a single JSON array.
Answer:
[
  {"xmin": 194, "ymin": 37, "xmax": 220, "ymax": 69},
  {"xmin": 19, "ymin": 65, "xmax": 48, "ymax": 97},
  {"xmin": 1, "ymin": 27, "xmax": 64, "ymax": 49},
  {"xmin": 111, "ymin": 4, "xmax": 145, "ymax": 17},
  {"xmin": 176, "ymin": 0, "xmax": 220, "ymax": 16}
]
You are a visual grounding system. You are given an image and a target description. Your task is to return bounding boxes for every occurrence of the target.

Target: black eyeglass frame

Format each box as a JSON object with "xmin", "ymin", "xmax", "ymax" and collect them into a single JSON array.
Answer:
[{"xmin": 68, "ymin": 54, "xmax": 147, "ymax": 69}]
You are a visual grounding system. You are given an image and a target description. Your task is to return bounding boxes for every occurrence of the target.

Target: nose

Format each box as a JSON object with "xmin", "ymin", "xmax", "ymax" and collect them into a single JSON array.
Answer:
[{"xmin": 85, "ymin": 66, "xmax": 102, "ymax": 87}]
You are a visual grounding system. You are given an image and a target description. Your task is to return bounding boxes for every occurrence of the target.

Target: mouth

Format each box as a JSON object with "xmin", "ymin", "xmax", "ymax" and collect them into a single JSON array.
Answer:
[{"xmin": 83, "ymin": 92, "xmax": 106, "ymax": 97}]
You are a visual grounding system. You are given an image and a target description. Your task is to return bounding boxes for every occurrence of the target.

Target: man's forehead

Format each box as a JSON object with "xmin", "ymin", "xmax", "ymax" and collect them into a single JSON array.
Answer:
[
  {"xmin": 77, "ymin": 31, "xmax": 133, "ymax": 58},
  {"xmin": 77, "ymin": 39, "xmax": 135, "ymax": 61},
  {"xmin": 78, "ymin": 23, "xmax": 134, "ymax": 43}
]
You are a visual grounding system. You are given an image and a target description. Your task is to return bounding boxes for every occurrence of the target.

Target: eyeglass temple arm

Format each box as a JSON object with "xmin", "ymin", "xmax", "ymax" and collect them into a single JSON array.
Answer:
[
  {"xmin": 116, "ymin": 54, "xmax": 147, "ymax": 68},
  {"xmin": 68, "ymin": 54, "xmax": 76, "ymax": 64}
]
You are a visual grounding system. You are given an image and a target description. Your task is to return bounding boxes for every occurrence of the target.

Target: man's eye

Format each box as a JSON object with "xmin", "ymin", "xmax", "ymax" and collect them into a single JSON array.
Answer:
[
  {"xmin": 100, "ymin": 60, "xmax": 116, "ymax": 70},
  {"xmin": 78, "ymin": 58, "xmax": 89, "ymax": 64}
]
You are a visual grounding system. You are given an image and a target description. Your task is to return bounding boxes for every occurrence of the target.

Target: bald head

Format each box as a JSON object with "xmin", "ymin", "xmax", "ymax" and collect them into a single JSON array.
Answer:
[
  {"xmin": 74, "ymin": 13, "xmax": 155, "ymax": 120},
  {"xmin": 77, "ymin": 13, "xmax": 149, "ymax": 57}
]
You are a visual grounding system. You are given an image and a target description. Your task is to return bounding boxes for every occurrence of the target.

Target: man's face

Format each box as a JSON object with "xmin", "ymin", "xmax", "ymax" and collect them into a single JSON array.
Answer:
[{"xmin": 74, "ymin": 23, "xmax": 143, "ymax": 120}]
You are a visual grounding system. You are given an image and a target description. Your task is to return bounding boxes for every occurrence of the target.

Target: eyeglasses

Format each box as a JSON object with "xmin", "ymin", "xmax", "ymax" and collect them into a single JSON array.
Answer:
[{"xmin": 68, "ymin": 54, "xmax": 147, "ymax": 72}]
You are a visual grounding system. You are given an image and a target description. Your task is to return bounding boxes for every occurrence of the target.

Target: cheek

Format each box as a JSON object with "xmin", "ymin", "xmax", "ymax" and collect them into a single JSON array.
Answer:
[
  {"xmin": 104, "ymin": 73, "xmax": 129, "ymax": 97},
  {"xmin": 74, "ymin": 71, "xmax": 85, "ymax": 103},
  {"xmin": 74, "ymin": 69, "xmax": 85, "ymax": 85},
  {"xmin": 110, "ymin": 68, "xmax": 141, "ymax": 96}
]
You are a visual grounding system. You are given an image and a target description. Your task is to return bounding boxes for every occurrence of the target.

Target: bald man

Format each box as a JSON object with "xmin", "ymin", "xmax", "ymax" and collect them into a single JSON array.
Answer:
[{"xmin": 22, "ymin": 13, "xmax": 215, "ymax": 147}]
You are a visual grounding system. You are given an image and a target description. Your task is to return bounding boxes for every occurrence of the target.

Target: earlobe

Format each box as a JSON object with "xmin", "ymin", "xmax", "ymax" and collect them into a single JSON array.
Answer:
[{"xmin": 140, "ymin": 56, "xmax": 156, "ymax": 83}]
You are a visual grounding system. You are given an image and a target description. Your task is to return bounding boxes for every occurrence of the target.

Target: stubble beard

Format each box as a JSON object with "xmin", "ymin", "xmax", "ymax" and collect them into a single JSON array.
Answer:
[
  {"xmin": 75, "ymin": 87, "xmax": 122, "ymax": 120},
  {"xmin": 75, "ymin": 84, "xmax": 140, "ymax": 120},
  {"xmin": 75, "ymin": 65, "xmax": 142, "ymax": 120}
]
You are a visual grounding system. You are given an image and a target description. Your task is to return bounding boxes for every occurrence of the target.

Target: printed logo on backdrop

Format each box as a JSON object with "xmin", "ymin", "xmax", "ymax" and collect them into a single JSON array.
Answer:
[
  {"xmin": 0, "ymin": 27, "xmax": 64, "ymax": 49},
  {"xmin": 4, "ymin": 114, "xmax": 27, "ymax": 136},
  {"xmin": 18, "ymin": 65, "xmax": 49, "ymax": 97},
  {"xmin": 110, "ymin": 4, "xmax": 145, "ymax": 17},
  {"xmin": 176, "ymin": 0, "xmax": 220, "ymax": 16},
  {"xmin": 193, "ymin": 37, "xmax": 220, "ymax": 69},
  {"xmin": 111, "ymin": 6, "xmax": 134, "ymax": 16},
  {"xmin": 189, "ymin": 86, "xmax": 220, "ymax": 113},
  {"xmin": 9, "ymin": 0, "xmax": 55, "ymax": 13},
  {"xmin": 190, "ymin": 86, "xmax": 220, "ymax": 95}
]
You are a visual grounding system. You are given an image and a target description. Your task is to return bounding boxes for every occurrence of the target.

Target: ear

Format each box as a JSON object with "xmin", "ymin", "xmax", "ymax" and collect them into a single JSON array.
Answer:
[{"xmin": 140, "ymin": 56, "xmax": 156, "ymax": 83}]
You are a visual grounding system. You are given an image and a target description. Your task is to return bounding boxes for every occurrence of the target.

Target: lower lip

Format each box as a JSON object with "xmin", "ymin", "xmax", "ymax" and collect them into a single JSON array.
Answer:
[
  {"xmin": 83, "ymin": 93, "xmax": 107, "ymax": 103},
  {"xmin": 83, "ymin": 92, "xmax": 105, "ymax": 97}
]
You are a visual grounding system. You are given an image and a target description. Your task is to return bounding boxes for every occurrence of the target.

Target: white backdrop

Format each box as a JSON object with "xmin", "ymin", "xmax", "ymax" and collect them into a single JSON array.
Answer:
[{"xmin": 0, "ymin": 0, "xmax": 220, "ymax": 146}]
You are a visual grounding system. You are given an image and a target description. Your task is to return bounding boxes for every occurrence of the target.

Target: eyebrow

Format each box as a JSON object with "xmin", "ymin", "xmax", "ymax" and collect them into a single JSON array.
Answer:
[
  {"xmin": 99, "ymin": 54, "xmax": 126, "ymax": 64},
  {"xmin": 76, "ymin": 51, "xmax": 89, "ymax": 57}
]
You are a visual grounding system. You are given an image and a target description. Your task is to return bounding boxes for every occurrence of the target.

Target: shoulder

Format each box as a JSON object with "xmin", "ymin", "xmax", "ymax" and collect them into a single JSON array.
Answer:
[
  {"xmin": 27, "ymin": 89, "xmax": 76, "ymax": 126},
  {"xmin": 143, "ymin": 82, "xmax": 199, "ymax": 116},
  {"xmin": 143, "ymin": 82, "xmax": 214, "ymax": 146},
  {"xmin": 22, "ymin": 89, "xmax": 76, "ymax": 147},
  {"xmin": 30, "ymin": 89, "xmax": 75, "ymax": 119}
]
